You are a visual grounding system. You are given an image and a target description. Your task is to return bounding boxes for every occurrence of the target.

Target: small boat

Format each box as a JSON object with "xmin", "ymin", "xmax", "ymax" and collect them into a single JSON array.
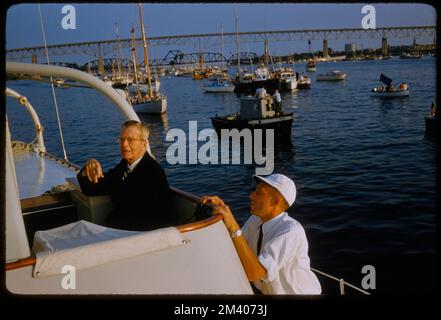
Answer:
[
  {"xmin": 316, "ymin": 70, "xmax": 347, "ymax": 81},
  {"xmin": 52, "ymin": 78, "xmax": 65, "ymax": 87},
  {"xmin": 296, "ymin": 73, "xmax": 311, "ymax": 89},
  {"xmin": 400, "ymin": 52, "xmax": 421, "ymax": 59},
  {"xmin": 371, "ymin": 73, "xmax": 409, "ymax": 98},
  {"xmin": 211, "ymin": 96, "xmax": 294, "ymax": 142},
  {"xmin": 202, "ymin": 77, "xmax": 235, "ymax": 93},
  {"xmin": 306, "ymin": 59, "xmax": 316, "ymax": 72},
  {"xmin": 370, "ymin": 87, "xmax": 409, "ymax": 98},
  {"xmin": 277, "ymin": 68, "xmax": 297, "ymax": 91}
]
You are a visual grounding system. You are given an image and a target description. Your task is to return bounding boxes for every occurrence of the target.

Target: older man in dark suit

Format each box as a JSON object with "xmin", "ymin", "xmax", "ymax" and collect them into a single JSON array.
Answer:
[{"xmin": 77, "ymin": 120, "xmax": 176, "ymax": 231}]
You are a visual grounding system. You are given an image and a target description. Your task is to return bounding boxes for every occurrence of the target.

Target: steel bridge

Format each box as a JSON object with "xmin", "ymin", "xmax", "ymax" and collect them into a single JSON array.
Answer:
[{"xmin": 6, "ymin": 26, "xmax": 436, "ymax": 64}]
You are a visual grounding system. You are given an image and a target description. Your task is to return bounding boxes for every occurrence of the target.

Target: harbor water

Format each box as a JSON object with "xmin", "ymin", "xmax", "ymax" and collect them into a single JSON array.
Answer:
[{"xmin": 6, "ymin": 56, "xmax": 437, "ymax": 294}]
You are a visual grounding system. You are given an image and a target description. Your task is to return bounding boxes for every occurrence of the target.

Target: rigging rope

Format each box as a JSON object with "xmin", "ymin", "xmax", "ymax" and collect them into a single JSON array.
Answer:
[{"xmin": 37, "ymin": 4, "xmax": 68, "ymax": 161}]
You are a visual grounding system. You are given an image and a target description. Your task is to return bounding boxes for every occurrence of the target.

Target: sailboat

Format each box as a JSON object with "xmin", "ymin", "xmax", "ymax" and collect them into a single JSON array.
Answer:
[
  {"xmin": 129, "ymin": 3, "xmax": 167, "ymax": 114},
  {"xmin": 232, "ymin": 11, "xmax": 280, "ymax": 95},
  {"xmin": 202, "ymin": 24, "xmax": 235, "ymax": 93},
  {"xmin": 306, "ymin": 40, "xmax": 316, "ymax": 72}
]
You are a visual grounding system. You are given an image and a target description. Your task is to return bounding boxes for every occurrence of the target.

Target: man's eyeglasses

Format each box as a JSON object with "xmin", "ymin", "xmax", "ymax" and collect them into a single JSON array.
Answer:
[{"xmin": 118, "ymin": 137, "xmax": 145, "ymax": 144}]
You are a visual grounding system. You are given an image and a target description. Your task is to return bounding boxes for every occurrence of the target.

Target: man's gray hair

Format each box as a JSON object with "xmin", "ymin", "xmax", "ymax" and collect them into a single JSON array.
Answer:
[{"xmin": 121, "ymin": 120, "xmax": 149, "ymax": 140}]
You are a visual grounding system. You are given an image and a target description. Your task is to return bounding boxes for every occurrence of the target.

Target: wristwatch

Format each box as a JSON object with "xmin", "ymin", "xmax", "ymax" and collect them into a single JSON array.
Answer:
[{"xmin": 231, "ymin": 229, "xmax": 242, "ymax": 239}]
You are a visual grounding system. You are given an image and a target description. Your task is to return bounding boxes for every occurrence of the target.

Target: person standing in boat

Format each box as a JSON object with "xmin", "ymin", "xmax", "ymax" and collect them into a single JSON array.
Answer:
[
  {"xmin": 255, "ymin": 86, "xmax": 268, "ymax": 99},
  {"xmin": 273, "ymin": 89, "xmax": 282, "ymax": 115},
  {"xmin": 200, "ymin": 174, "xmax": 321, "ymax": 295},
  {"xmin": 77, "ymin": 120, "xmax": 176, "ymax": 231}
]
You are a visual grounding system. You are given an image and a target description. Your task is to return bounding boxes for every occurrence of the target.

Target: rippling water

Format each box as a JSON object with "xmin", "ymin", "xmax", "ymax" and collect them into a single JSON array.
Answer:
[{"xmin": 6, "ymin": 57, "xmax": 437, "ymax": 294}]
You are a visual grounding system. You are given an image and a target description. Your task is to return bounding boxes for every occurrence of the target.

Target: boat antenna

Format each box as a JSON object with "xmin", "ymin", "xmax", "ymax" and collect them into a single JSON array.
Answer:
[
  {"xmin": 138, "ymin": 2, "xmax": 154, "ymax": 98},
  {"xmin": 37, "ymin": 4, "xmax": 68, "ymax": 161},
  {"xmin": 235, "ymin": 4, "xmax": 241, "ymax": 81}
]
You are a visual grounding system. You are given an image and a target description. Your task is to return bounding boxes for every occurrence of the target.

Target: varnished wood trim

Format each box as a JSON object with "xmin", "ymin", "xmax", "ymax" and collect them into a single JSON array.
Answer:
[
  {"xmin": 177, "ymin": 214, "xmax": 223, "ymax": 233},
  {"xmin": 6, "ymin": 256, "xmax": 36, "ymax": 271}
]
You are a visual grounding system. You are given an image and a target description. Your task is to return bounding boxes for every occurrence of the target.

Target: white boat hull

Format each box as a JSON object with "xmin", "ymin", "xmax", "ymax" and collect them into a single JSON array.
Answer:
[
  {"xmin": 282, "ymin": 78, "xmax": 298, "ymax": 90},
  {"xmin": 370, "ymin": 90, "xmax": 409, "ymax": 98},
  {"xmin": 133, "ymin": 95, "xmax": 167, "ymax": 114},
  {"xmin": 202, "ymin": 85, "xmax": 235, "ymax": 93},
  {"xmin": 316, "ymin": 74, "xmax": 346, "ymax": 81}
]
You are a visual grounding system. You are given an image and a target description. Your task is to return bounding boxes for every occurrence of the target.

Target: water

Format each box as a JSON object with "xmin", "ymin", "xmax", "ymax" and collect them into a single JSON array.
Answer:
[{"xmin": 6, "ymin": 57, "xmax": 437, "ymax": 294}]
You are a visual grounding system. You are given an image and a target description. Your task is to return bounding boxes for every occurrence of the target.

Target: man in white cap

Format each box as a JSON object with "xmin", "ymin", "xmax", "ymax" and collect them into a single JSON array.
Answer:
[{"xmin": 200, "ymin": 173, "xmax": 321, "ymax": 295}]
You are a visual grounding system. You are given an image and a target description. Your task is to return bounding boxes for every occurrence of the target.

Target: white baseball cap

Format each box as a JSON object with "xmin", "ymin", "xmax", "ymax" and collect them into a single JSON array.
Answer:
[{"xmin": 253, "ymin": 173, "xmax": 297, "ymax": 207}]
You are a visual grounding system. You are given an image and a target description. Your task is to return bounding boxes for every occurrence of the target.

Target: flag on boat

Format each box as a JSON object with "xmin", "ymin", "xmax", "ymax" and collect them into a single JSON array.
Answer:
[
  {"xmin": 380, "ymin": 73, "xmax": 392, "ymax": 86},
  {"xmin": 131, "ymin": 26, "xmax": 135, "ymax": 34}
]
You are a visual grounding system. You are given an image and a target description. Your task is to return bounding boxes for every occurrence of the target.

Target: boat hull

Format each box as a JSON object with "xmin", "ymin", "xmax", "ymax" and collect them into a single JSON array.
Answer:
[
  {"xmin": 202, "ymin": 85, "xmax": 235, "ymax": 93},
  {"xmin": 234, "ymin": 78, "xmax": 281, "ymax": 95},
  {"xmin": 211, "ymin": 113, "xmax": 294, "ymax": 142},
  {"xmin": 316, "ymin": 74, "xmax": 346, "ymax": 81},
  {"xmin": 133, "ymin": 96, "xmax": 167, "ymax": 114},
  {"xmin": 370, "ymin": 90, "xmax": 409, "ymax": 98}
]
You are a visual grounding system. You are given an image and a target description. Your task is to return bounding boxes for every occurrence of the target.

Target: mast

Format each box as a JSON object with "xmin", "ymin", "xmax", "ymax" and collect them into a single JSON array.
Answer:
[
  {"xmin": 130, "ymin": 23, "xmax": 139, "ymax": 85},
  {"xmin": 115, "ymin": 22, "xmax": 123, "ymax": 79},
  {"xmin": 220, "ymin": 23, "xmax": 225, "ymax": 70},
  {"xmin": 138, "ymin": 3, "xmax": 153, "ymax": 98},
  {"xmin": 235, "ymin": 5, "xmax": 241, "ymax": 80}
]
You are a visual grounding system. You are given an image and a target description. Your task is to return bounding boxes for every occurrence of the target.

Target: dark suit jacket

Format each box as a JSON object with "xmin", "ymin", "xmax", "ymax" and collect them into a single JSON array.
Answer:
[{"xmin": 77, "ymin": 152, "xmax": 176, "ymax": 231}]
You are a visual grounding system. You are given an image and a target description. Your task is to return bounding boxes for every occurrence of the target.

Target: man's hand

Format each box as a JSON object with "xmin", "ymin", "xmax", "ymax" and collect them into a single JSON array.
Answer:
[
  {"xmin": 82, "ymin": 159, "xmax": 104, "ymax": 183},
  {"xmin": 199, "ymin": 196, "xmax": 238, "ymax": 232}
]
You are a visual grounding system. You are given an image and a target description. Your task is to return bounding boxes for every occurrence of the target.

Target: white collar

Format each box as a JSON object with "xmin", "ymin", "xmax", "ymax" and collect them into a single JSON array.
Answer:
[
  {"xmin": 261, "ymin": 211, "xmax": 287, "ymax": 234},
  {"xmin": 127, "ymin": 154, "xmax": 143, "ymax": 172}
]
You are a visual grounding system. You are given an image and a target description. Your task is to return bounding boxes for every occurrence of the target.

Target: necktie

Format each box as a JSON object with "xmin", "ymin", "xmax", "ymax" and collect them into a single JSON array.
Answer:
[
  {"xmin": 122, "ymin": 167, "xmax": 131, "ymax": 181},
  {"xmin": 257, "ymin": 224, "xmax": 263, "ymax": 255}
]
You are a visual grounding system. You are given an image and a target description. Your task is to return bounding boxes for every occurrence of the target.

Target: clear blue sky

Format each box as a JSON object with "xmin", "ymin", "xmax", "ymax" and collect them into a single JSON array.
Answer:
[{"xmin": 6, "ymin": 3, "xmax": 436, "ymax": 61}]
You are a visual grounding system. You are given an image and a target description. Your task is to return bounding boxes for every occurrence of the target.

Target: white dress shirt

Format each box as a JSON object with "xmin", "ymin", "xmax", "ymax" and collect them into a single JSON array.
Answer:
[
  {"xmin": 127, "ymin": 154, "xmax": 143, "ymax": 172},
  {"xmin": 242, "ymin": 212, "xmax": 321, "ymax": 294}
]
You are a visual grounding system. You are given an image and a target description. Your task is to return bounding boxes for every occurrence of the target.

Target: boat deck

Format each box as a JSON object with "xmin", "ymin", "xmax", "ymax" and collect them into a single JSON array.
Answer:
[{"xmin": 13, "ymin": 149, "xmax": 78, "ymax": 199}]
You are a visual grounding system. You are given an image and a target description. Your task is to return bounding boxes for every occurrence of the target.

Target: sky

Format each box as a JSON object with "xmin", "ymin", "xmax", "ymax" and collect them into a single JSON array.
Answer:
[{"xmin": 5, "ymin": 3, "xmax": 436, "ymax": 63}]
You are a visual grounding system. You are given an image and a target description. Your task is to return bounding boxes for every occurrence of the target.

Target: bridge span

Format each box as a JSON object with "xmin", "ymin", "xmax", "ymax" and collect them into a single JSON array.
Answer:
[{"xmin": 6, "ymin": 26, "xmax": 436, "ymax": 64}]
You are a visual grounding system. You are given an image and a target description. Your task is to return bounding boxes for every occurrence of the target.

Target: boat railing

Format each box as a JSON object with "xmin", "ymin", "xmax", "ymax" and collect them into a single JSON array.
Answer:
[
  {"xmin": 6, "ymin": 88, "xmax": 46, "ymax": 153},
  {"xmin": 311, "ymin": 267, "xmax": 370, "ymax": 295}
]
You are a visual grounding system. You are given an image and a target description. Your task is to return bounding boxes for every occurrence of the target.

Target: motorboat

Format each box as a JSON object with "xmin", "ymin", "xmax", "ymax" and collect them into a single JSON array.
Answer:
[
  {"xmin": 202, "ymin": 77, "xmax": 235, "ymax": 93},
  {"xmin": 233, "ymin": 65, "xmax": 281, "ymax": 95},
  {"xmin": 211, "ymin": 96, "xmax": 294, "ymax": 142},
  {"xmin": 296, "ymin": 73, "xmax": 311, "ymax": 89},
  {"xmin": 316, "ymin": 70, "xmax": 347, "ymax": 81},
  {"xmin": 276, "ymin": 68, "xmax": 298, "ymax": 91},
  {"xmin": 306, "ymin": 59, "xmax": 316, "ymax": 72},
  {"xmin": 5, "ymin": 61, "xmax": 370, "ymax": 295},
  {"xmin": 371, "ymin": 74, "xmax": 409, "ymax": 98},
  {"xmin": 370, "ymin": 83, "xmax": 409, "ymax": 98},
  {"xmin": 400, "ymin": 52, "xmax": 421, "ymax": 59}
]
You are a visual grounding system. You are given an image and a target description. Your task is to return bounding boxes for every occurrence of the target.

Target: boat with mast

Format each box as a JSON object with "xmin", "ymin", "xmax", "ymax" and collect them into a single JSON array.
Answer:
[
  {"xmin": 202, "ymin": 24, "xmax": 235, "ymax": 93},
  {"xmin": 128, "ymin": 3, "xmax": 167, "ymax": 114},
  {"xmin": 232, "ymin": 8, "xmax": 280, "ymax": 95}
]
